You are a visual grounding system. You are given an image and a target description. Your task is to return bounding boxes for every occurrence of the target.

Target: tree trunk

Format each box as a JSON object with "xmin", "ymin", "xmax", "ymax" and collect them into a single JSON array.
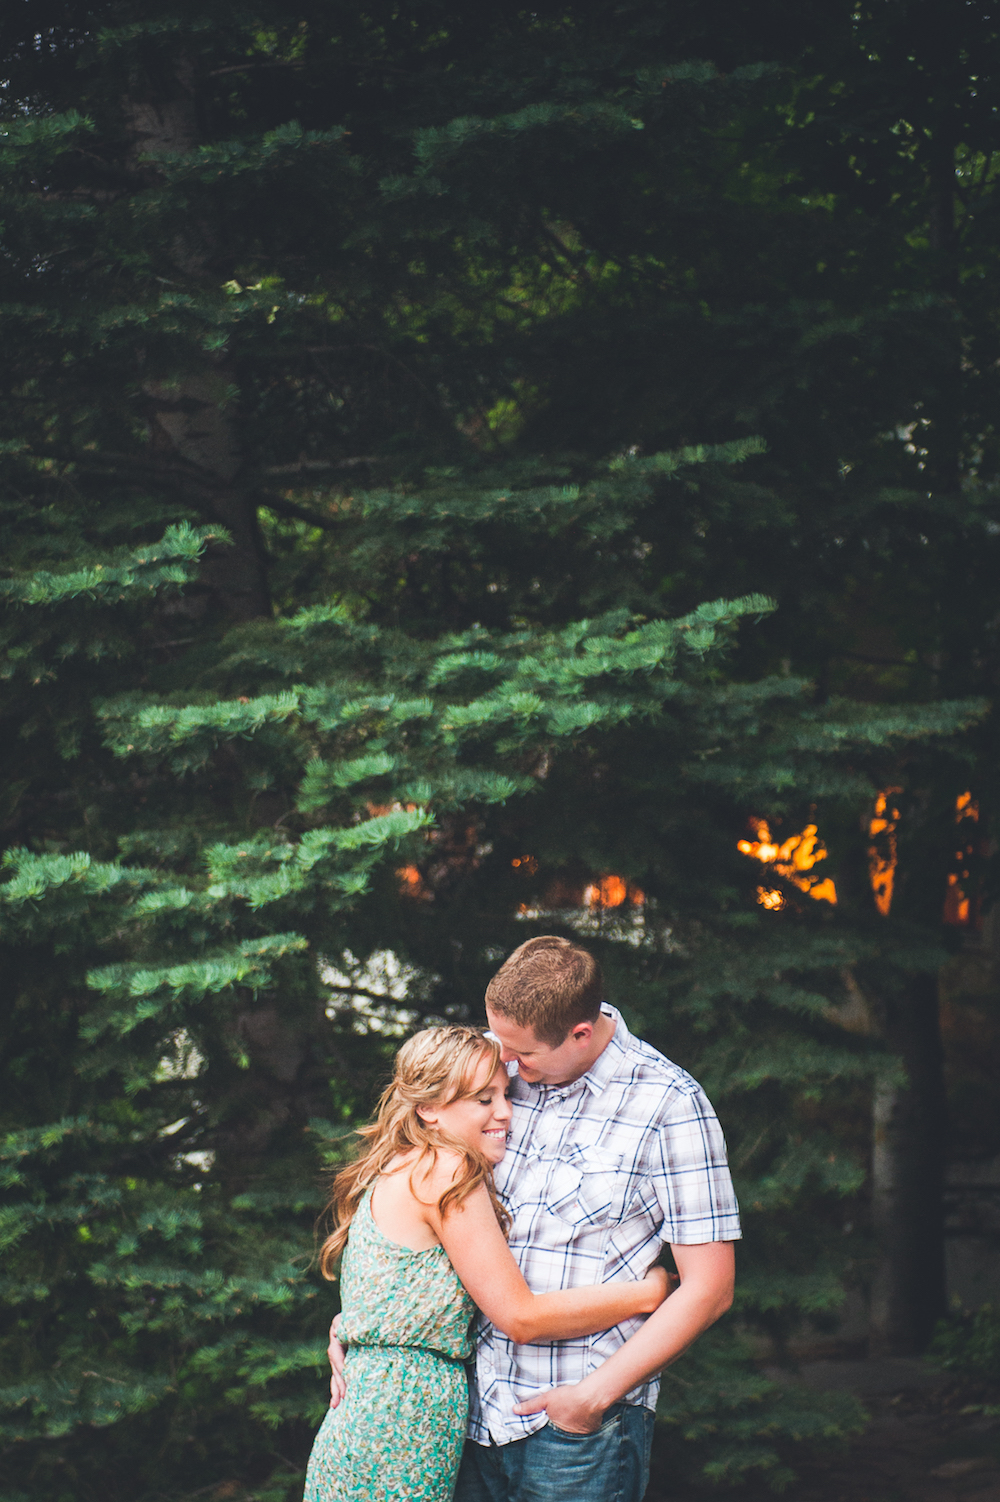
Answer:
[
  {"xmin": 122, "ymin": 65, "xmax": 271, "ymax": 621},
  {"xmin": 208, "ymin": 1001, "xmax": 330, "ymax": 1192},
  {"xmin": 145, "ymin": 370, "xmax": 272, "ymax": 621},
  {"xmin": 869, "ymin": 969, "xmax": 948, "ymax": 1354},
  {"xmin": 838, "ymin": 799, "xmax": 951, "ymax": 1355}
]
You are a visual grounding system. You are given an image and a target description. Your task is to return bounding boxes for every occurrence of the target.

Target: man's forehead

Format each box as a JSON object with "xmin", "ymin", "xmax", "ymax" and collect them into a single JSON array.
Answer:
[{"xmin": 485, "ymin": 1012, "xmax": 545, "ymax": 1048}]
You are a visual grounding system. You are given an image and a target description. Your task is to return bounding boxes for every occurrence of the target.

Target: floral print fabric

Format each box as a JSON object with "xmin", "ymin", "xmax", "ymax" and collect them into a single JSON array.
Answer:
[{"xmin": 304, "ymin": 1186, "xmax": 474, "ymax": 1502}]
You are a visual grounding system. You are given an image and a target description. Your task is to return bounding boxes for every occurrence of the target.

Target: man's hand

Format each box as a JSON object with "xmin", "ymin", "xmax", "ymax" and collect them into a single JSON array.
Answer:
[
  {"xmin": 327, "ymin": 1314, "xmax": 347, "ymax": 1409},
  {"xmin": 513, "ymin": 1382, "xmax": 605, "ymax": 1436}
]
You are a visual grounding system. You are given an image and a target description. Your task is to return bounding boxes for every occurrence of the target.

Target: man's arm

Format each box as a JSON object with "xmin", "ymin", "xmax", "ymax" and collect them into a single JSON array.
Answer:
[{"xmin": 513, "ymin": 1241, "xmax": 735, "ymax": 1435}]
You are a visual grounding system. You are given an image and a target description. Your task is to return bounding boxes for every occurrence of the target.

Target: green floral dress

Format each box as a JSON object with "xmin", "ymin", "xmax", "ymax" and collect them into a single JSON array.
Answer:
[{"xmin": 304, "ymin": 1186, "xmax": 474, "ymax": 1502}]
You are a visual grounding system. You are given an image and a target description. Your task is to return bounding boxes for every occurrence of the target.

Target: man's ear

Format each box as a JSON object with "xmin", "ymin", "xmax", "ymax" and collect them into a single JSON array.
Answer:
[{"xmin": 570, "ymin": 1020, "xmax": 594, "ymax": 1044}]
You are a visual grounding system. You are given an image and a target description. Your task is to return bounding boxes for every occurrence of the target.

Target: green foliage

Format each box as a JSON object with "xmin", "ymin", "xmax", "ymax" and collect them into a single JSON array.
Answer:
[
  {"xmin": 1, "ymin": 482, "xmax": 971, "ymax": 1500},
  {"xmin": 2, "ymin": 2, "xmax": 999, "ymax": 1500},
  {"xmin": 928, "ymin": 1306, "xmax": 1000, "ymax": 1386},
  {"xmin": 655, "ymin": 1330, "xmax": 866, "ymax": 1492}
]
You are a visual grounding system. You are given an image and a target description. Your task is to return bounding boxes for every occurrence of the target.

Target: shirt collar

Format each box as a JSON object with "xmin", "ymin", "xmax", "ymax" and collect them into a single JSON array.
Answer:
[
  {"xmin": 577, "ymin": 1003, "xmax": 630, "ymax": 1096},
  {"xmin": 511, "ymin": 1003, "xmax": 630, "ymax": 1101}
]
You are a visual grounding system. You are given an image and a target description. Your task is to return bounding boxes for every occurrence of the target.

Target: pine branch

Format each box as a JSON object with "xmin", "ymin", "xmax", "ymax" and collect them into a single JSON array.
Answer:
[{"xmin": 257, "ymin": 495, "xmax": 339, "ymax": 530}]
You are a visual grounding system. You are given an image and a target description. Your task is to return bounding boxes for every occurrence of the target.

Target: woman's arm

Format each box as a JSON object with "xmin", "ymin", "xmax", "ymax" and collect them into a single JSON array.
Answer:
[{"xmin": 429, "ymin": 1181, "xmax": 669, "ymax": 1344}]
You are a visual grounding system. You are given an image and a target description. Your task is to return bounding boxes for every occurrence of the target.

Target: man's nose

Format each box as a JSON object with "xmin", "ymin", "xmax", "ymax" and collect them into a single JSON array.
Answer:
[{"xmin": 499, "ymin": 1045, "xmax": 517, "ymax": 1063}]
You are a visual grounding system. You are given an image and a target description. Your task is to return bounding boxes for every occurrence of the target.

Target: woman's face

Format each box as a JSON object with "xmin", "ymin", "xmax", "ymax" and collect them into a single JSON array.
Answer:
[{"xmin": 419, "ymin": 1059, "xmax": 513, "ymax": 1164}]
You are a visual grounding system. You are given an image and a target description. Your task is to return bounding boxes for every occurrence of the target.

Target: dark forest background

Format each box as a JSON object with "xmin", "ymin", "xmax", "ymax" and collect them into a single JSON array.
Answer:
[{"xmin": 2, "ymin": 3, "xmax": 1000, "ymax": 1499}]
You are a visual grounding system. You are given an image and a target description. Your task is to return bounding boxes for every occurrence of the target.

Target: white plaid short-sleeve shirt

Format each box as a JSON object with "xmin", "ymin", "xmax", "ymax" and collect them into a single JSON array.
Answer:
[{"xmin": 468, "ymin": 1005, "xmax": 741, "ymax": 1446}]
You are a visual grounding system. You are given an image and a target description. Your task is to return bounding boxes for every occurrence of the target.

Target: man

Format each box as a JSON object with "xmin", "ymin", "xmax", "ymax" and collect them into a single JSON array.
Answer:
[{"xmin": 329, "ymin": 934, "xmax": 740, "ymax": 1502}]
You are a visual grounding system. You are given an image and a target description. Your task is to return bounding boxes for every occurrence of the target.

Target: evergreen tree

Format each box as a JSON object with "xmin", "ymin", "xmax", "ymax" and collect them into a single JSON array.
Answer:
[
  {"xmin": 589, "ymin": 0, "xmax": 1000, "ymax": 1355},
  {"xmin": 1, "ymin": 459, "xmax": 983, "ymax": 1501},
  {"xmin": 2, "ymin": 4, "xmax": 996, "ymax": 1500}
]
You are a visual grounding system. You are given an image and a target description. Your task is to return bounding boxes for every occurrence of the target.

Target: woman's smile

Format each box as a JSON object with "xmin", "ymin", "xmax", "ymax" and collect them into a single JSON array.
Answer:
[{"xmin": 419, "ymin": 1062, "xmax": 513, "ymax": 1162}]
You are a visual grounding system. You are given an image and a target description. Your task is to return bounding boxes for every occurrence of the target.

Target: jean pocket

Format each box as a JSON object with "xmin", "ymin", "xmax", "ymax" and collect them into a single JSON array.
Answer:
[{"xmin": 547, "ymin": 1406, "xmax": 622, "ymax": 1440}]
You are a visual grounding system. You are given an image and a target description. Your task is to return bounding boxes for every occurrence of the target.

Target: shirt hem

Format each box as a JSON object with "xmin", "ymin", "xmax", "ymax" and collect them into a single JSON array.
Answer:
[{"xmin": 467, "ymin": 1394, "xmax": 657, "ymax": 1448}]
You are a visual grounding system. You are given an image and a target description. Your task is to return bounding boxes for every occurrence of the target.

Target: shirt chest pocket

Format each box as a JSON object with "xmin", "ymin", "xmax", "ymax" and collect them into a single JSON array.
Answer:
[{"xmin": 544, "ymin": 1144, "xmax": 626, "ymax": 1229}]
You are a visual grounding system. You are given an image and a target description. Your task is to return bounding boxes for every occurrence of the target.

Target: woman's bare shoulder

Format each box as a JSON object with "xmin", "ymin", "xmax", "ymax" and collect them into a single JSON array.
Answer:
[
  {"xmin": 412, "ymin": 1146, "xmax": 465, "ymax": 1192},
  {"xmin": 414, "ymin": 1149, "xmax": 494, "ymax": 1215}
]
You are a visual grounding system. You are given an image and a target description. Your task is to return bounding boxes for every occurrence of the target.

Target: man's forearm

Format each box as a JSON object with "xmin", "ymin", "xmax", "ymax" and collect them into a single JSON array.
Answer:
[
  {"xmin": 575, "ymin": 1277, "xmax": 730, "ymax": 1411},
  {"xmin": 512, "ymin": 1241, "xmax": 737, "ymax": 1433}
]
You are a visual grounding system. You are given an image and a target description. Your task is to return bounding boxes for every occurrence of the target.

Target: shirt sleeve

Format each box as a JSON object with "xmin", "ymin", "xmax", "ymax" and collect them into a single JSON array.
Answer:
[{"xmin": 649, "ymin": 1082, "xmax": 742, "ymax": 1244}]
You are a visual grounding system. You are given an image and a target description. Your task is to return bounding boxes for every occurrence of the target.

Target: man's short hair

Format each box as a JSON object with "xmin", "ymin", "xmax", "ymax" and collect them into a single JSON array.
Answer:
[{"xmin": 485, "ymin": 935, "xmax": 604, "ymax": 1047}]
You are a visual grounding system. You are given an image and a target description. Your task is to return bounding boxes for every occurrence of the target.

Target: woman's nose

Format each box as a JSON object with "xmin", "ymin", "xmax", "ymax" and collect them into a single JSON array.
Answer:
[{"xmin": 496, "ymin": 1096, "xmax": 513, "ymax": 1122}]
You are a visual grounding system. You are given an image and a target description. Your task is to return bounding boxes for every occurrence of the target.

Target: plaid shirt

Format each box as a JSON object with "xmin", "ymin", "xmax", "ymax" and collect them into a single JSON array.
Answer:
[{"xmin": 467, "ymin": 1005, "xmax": 741, "ymax": 1445}]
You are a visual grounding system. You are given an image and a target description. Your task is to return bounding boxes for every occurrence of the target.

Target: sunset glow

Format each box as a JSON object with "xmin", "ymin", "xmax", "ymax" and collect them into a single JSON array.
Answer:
[
  {"xmin": 583, "ymin": 875, "xmax": 644, "ymax": 909},
  {"xmin": 944, "ymin": 791, "xmax": 979, "ymax": 926},
  {"xmin": 737, "ymin": 819, "xmax": 837, "ymax": 908},
  {"xmin": 868, "ymin": 789, "xmax": 900, "ymax": 917},
  {"xmin": 739, "ymin": 791, "xmax": 981, "ymax": 921}
]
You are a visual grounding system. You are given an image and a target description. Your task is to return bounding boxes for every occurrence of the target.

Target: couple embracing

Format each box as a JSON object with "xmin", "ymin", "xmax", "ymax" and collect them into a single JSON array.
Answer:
[{"xmin": 305, "ymin": 935, "xmax": 741, "ymax": 1502}]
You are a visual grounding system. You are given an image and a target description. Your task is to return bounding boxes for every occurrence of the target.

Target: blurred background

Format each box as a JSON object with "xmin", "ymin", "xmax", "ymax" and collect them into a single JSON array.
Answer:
[{"xmin": 2, "ymin": 3, "xmax": 999, "ymax": 1499}]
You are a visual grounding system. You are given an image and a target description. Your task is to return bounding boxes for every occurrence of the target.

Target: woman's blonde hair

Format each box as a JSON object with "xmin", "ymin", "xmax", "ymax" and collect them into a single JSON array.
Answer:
[{"xmin": 318, "ymin": 1025, "xmax": 510, "ymax": 1278}]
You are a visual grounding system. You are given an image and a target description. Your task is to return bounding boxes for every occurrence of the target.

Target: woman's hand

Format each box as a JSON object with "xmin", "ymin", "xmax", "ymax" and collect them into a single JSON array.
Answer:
[
  {"xmin": 328, "ymin": 1314, "xmax": 347, "ymax": 1408},
  {"xmin": 639, "ymin": 1265, "xmax": 678, "ymax": 1313}
]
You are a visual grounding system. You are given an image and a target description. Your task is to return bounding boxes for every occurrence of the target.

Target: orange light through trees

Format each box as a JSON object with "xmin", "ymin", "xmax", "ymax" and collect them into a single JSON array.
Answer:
[
  {"xmin": 586, "ymin": 875, "xmax": 626, "ymax": 908},
  {"xmin": 737, "ymin": 819, "xmax": 837, "ymax": 909},
  {"xmin": 398, "ymin": 841, "xmax": 648, "ymax": 912},
  {"xmin": 397, "ymin": 865, "xmax": 424, "ymax": 896},
  {"xmin": 944, "ymin": 792, "xmax": 979, "ymax": 927},
  {"xmin": 583, "ymin": 875, "xmax": 644, "ymax": 909},
  {"xmin": 868, "ymin": 789, "xmax": 900, "ymax": 916},
  {"xmin": 865, "ymin": 789, "xmax": 979, "ymax": 922}
]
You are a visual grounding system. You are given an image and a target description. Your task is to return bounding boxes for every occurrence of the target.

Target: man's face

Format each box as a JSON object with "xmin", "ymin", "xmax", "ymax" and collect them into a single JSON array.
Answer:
[{"xmin": 485, "ymin": 1008, "xmax": 594, "ymax": 1087}]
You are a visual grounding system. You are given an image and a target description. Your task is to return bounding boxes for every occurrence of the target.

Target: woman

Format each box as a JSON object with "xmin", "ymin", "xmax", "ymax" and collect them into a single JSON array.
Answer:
[{"xmin": 304, "ymin": 1025, "xmax": 670, "ymax": 1502}]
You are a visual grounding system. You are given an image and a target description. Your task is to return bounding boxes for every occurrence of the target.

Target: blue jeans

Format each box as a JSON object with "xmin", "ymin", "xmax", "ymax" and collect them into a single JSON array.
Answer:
[{"xmin": 453, "ymin": 1404, "xmax": 655, "ymax": 1502}]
